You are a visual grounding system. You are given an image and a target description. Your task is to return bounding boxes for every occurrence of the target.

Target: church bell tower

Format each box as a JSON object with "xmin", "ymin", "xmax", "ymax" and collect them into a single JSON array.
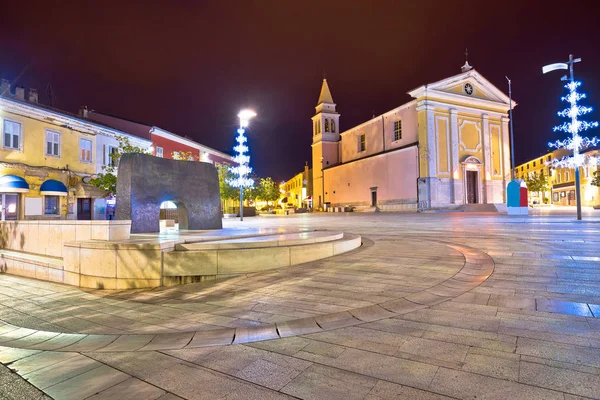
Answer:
[{"xmin": 311, "ymin": 78, "xmax": 340, "ymax": 209}]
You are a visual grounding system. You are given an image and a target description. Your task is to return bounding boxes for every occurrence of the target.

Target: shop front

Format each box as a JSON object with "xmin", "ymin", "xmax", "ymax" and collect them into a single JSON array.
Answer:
[{"xmin": 0, "ymin": 175, "xmax": 29, "ymax": 221}]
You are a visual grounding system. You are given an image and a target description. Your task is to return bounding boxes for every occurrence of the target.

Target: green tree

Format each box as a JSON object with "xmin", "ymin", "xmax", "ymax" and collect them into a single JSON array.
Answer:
[
  {"xmin": 90, "ymin": 136, "xmax": 149, "ymax": 196},
  {"xmin": 257, "ymin": 177, "xmax": 280, "ymax": 206},
  {"xmin": 591, "ymin": 169, "xmax": 600, "ymax": 187},
  {"xmin": 525, "ymin": 171, "xmax": 549, "ymax": 200},
  {"xmin": 217, "ymin": 165, "xmax": 239, "ymax": 201},
  {"xmin": 172, "ymin": 151, "xmax": 199, "ymax": 161}
]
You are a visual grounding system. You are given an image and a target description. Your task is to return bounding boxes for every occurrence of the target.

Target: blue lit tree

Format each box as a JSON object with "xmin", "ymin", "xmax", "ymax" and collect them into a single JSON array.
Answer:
[
  {"xmin": 228, "ymin": 127, "xmax": 254, "ymax": 188},
  {"xmin": 544, "ymin": 55, "xmax": 599, "ymax": 220},
  {"xmin": 547, "ymin": 80, "xmax": 599, "ymax": 169},
  {"xmin": 228, "ymin": 110, "xmax": 256, "ymax": 221}
]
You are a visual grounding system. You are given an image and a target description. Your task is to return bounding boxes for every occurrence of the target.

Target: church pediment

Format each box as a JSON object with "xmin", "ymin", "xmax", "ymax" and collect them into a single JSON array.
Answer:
[{"xmin": 408, "ymin": 70, "xmax": 515, "ymax": 108}]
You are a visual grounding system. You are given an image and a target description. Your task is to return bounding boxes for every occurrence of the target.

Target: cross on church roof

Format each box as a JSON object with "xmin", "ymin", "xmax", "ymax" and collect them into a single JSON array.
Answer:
[{"xmin": 461, "ymin": 48, "xmax": 473, "ymax": 72}]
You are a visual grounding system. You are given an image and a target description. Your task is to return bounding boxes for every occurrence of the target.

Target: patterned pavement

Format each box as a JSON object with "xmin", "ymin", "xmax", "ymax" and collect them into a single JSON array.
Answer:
[{"xmin": 1, "ymin": 210, "xmax": 600, "ymax": 399}]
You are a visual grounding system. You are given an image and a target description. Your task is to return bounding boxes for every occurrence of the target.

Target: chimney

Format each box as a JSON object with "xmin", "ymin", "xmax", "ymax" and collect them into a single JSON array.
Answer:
[
  {"xmin": 0, "ymin": 79, "xmax": 10, "ymax": 96},
  {"xmin": 79, "ymin": 106, "xmax": 89, "ymax": 118},
  {"xmin": 28, "ymin": 88, "xmax": 38, "ymax": 103},
  {"xmin": 15, "ymin": 86, "xmax": 25, "ymax": 101}
]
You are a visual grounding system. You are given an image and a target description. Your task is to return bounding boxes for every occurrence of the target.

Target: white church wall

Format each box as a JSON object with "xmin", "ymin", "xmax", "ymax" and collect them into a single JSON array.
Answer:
[{"xmin": 324, "ymin": 146, "xmax": 418, "ymax": 208}]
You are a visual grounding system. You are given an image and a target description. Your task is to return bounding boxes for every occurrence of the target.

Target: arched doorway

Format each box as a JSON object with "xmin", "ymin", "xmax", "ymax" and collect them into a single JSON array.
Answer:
[
  {"xmin": 159, "ymin": 201, "xmax": 189, "ymax": 230},
  {"xmin": 461, "ymin": 156, "xmax": 483, "ymax": 204}
]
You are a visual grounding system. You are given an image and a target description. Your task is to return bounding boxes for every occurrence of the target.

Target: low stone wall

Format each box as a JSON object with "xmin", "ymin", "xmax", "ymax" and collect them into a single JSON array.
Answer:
[
  {"xmin": 1, "ymin": 222, "xmax": 361, "ymax": 290},
  {"xmin": 162, "ymin": 234, "xmax": 361, "ymax": 286},
  {"xmin": 63, "ymin": 240, "xmax": 175, "ymax": 289},
  {"xmin": 0, "ymin": 220, "xmax": 131, "ymax": 257}
]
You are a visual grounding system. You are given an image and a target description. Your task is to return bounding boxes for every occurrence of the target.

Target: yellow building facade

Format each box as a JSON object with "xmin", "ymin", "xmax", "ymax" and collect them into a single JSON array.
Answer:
[
  {"xmin": 515, "ymin": 149, "xmax": 600, "ymax": 206},
  {"xmin": 282, "ymin": 171, "xmax": 305, "ymax": 208},
  {"xmin": 1, "ymin": 86, "xmax": 139, "ymax": 221}
]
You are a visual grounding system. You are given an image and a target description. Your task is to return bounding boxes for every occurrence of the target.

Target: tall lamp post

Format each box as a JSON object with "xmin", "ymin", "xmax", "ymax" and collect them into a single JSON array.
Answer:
[
  {"xmin": 230, "ymin": 109, "xmax": 256, "ymax": 221},
  {"xmin": 321, "ymin": 156, "xmax": 325, "ymax": 210},
  {"xmin": 543, "ymin": 54, "xmax": 599, "ymax": 221},
  {"xmin": 506, "ymin": 76, "xmax": 516, "ymax": 180}
]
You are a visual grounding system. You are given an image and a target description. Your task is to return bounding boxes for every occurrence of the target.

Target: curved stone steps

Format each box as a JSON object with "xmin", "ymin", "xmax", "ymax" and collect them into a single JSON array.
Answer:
[{"xmin": 0, "ymin": 242, "xmax": 494, "ymax": 352}]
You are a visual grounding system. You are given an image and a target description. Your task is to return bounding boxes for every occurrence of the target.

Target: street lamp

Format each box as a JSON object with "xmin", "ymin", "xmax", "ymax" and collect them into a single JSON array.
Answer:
[
  {"xmin": 543, "ymin": 54, "xmax": 599, "ymax": 221},
  {"xmin": 321, "ymin": 156, "xmax": 325, "ymax": 210},
  {"xmin": 505, "ymin": 76, "xmax": 515, "ymax": 181},
  {"xmin": 229, "ymin": 109, "xmax": 256, "ymax": 221}
]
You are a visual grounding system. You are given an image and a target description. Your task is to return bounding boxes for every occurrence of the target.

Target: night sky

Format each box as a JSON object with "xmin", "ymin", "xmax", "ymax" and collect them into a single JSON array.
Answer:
[{"xmin": 1, "ymin": 1, "xmax": 599, "ymax": 181}]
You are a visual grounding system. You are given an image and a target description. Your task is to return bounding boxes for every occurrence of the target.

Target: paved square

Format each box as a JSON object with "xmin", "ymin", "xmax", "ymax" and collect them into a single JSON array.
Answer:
[{"xmin": 2, "ymin": 210, "xmax": 600, "ymax": 399}]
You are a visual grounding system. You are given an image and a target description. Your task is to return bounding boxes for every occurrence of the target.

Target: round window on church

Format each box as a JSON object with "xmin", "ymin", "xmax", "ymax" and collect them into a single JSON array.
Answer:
[{"xmin": 464, "ymin": 83, "xmax": 474, "ymax": 95}]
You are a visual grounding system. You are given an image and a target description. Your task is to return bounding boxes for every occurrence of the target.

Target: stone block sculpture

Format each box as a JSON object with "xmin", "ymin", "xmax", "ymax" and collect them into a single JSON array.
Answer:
[{"xmin": 116, "ymin": 153, "xmax": 222, "ymax": 233}]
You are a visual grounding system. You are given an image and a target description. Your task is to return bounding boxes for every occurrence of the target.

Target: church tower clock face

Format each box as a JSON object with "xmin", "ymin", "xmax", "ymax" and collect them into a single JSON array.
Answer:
[{"xmin": 464, "ymin": 83, "xmax": 474, "ymax": 95}]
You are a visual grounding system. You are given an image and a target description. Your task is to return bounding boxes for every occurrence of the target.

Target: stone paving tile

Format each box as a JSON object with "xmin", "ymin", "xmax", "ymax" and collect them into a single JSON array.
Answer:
[
  {"xmin": 461, "ymin": 347, "xmax": 520, "ymax": 381},
  {"xmin": 58, "ymin": 334, "xmax": 119, "ymax": 352},
  {"xmin": 303, "ymin": 326, "xmax": 407, "ymax": 356},
  {"xmin": 397, "ymin": 336, "xmax": 470, "ymax": 363},
  {"xmin": 365, "ymin": 380, "xmax": 454, "ymax": 400},
  {"xmin": 8, "ymin": 351, "xmax": 78, "ymax": 375},
  {"xmin": 187, "ymin": 328, "xmax": 235, "ymax": 347},
  {"xmin": 519, "ymin": 361, "xmax": 600, "ymax": 399},
  {"xmin": 277, "ymin": 317, "xmax": 322, "ymax": 337},
  {"xmin": 234, "ymin": 358, "xmax": 306, "ymax": 390},
  {"xmin": 536, "ymin": 299, "xmax": 594, "ymax": 317},
  {"xmin": 245, "ymin": 336, "xmax": 311, "ymax": 356},
  {"xmin": 43, "ymin": 364, "xmax": 130, "ymax": 400},
  {"xmin": 420, "ymin": 329, "xmax": 517, "ymax": 353},
  {"xmin": 233, "ymin": 325, "xmax": 279, "ymax": 344},
  {"xmin": 86, "ymin": 377, "xmax": 166, "ymax": 400},
  {"xmin": 516, "ymin": 336, "xmax": 600, "ymax": 368},
  {"xmin": 27, "ymin": 333, "xmax": 86, "ymax": 351},
  {"xmin": 296, "ymin": 346, "xmax": 438, "ymax": 389},
  {"xmin": 0, "ymin": 348, "xmax": 41, "ymax": 364},
  {"xmin": 140, "ymin": 332, "xmax": 194, "ymax": 351},
  {"xmin": 520, "ymin": 354, "xmax": 598, "ymax": 375},
  {"xmin": 281, "ymin": 364, "xmax": 377, "ymax": 400},
  {"xmin": 22, "ymin": 354, "xmax": 102, "ymax": 389},
  {"xmin": 86, "ymin": 350, "xmax": 292, "ymax": 400},
  {"xmin": 94, "ymin": 334, "xmax": 155, "ymax": 352},
  {"xmin": 429, "ymin": 367, "xmax": 564, "ymax": 399},
  {"xmin": 300, "ymin": 340, "xmax": 347, "ymax": 359},
  {"xmin": 400, "ymin": 308, "xmax": 501, "ymax": 332},
  {"xmin": 155, "ymin": 394, "xmax": 185, "ymax": 400}
]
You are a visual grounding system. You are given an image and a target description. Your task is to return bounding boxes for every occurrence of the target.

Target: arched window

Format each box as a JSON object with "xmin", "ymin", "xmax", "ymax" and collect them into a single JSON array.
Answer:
[
  {"xmin": 317, "ymin": 121, "xmax": 321, "ymax": 134},
  {"xmin": 324, "ymin": 119, "xmax": 330, "ymax": 132},
  {"xmin": 565, "ymin": 171, "xmax": 570, "ymax": 181},
  {"xmin": 331, "ymin": 120, "xmax": 336, "ymax": 133},
  {"xmin": 314, "ymin": 121, "xmax": 318, "ymax": 135}
]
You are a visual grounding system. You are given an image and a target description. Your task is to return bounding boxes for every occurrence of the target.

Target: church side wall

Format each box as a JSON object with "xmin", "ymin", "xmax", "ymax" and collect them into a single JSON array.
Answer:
[
  {"xmin": 339, "ymin": 104, "xmax": 417, "ymax": 164},
  {"xmin": 324, "ymin": 146, "xmax": 418, "ymax": 210}
]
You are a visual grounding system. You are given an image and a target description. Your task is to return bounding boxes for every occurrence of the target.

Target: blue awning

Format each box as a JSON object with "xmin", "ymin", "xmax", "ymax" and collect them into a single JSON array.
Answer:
[
  {"xmin": 0, "ymin": 175, "xmax": 30, "ymax": 193},
  {"xmin": 40, "ymin": 179, "xmax": 68, "ymax": 196}
]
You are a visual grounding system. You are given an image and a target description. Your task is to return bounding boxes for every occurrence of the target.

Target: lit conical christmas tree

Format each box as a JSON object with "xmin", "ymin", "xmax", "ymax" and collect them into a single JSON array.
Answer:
[{"xmin": 548, "ymin": 80, "xmax": 599, "ymax": 168}]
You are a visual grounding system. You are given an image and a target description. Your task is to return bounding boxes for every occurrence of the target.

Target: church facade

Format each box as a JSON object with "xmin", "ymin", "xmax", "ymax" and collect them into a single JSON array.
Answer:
[{"xmin": 311, "ymin": 63, "xmax": 515, "ymax": 211}]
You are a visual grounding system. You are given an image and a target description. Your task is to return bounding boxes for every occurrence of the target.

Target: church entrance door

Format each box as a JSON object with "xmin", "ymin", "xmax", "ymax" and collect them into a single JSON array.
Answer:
[{"xmin": 466, "ymin": 171, "xmax": 478, "ymax": 204}]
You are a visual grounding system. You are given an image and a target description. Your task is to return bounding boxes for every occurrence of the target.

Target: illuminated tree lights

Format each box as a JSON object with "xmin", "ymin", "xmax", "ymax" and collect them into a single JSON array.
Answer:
[
  {"xmin": 228, "ymin": 128, "xmax": 254, "ymax": 188},
  {"xmin": 548, "ymin": 81, "xmax": 599, "ymax": 169}
]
